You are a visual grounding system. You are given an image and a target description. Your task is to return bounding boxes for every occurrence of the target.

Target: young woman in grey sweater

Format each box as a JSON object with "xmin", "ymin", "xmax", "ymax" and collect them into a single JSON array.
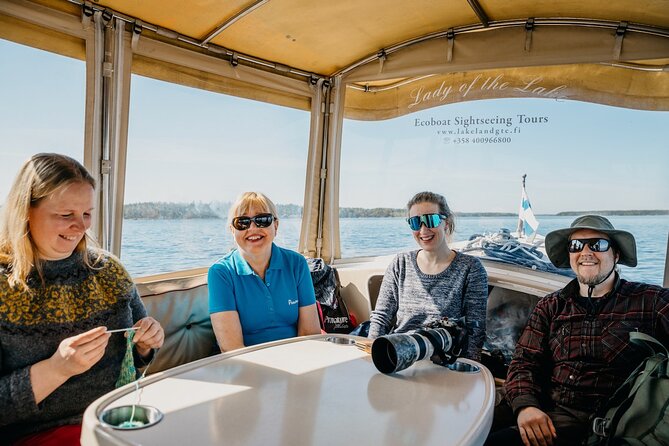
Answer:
[{"xmin": 368, "ymin": 191, "xmax": 488, "ymax": 360}]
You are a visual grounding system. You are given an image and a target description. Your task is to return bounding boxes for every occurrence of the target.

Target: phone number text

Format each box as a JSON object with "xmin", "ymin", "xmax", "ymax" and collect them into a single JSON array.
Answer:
[{"xmin": 444, "ymin": 137, "xmax": 512, "ymax": 144}]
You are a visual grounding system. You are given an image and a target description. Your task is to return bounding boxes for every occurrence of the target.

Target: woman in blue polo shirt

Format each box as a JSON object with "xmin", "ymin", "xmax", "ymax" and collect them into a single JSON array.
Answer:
[{"xmin": 208, "ymin": 192, "xmax": 321, "ymax": 351}]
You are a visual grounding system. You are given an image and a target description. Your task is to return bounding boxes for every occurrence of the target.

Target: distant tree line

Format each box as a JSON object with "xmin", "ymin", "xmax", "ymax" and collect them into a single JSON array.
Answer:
[
  {"xmin": 277, "ymin": 203, "xmax": 302, "ymax": 217},
  {"xmin": 556, "ymin": 210, "xmax": 669, "ymax": 216},
  {"xmin": 457, "ymin": 212, "xmax": 517, "ymax": 217},
  {"xmin": 122, "ymin": 202, "xmax": 668, "ymax": 219},
  {"xmin": 339, "ymin": 207, "xmax": 406, "ymax": 218},
  {"xmin": 124, "ymin": 202, "xmax": 219, "ymax": 219},
  {"xmin": 123, "ymin": 202, "xmax": 303, "ymax": 219}
]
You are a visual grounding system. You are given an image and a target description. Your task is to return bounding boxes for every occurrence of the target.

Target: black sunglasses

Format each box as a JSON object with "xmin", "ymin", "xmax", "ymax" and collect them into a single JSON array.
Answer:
[
  {"xmin": 407, "ymin": 213, "xmax": 448, "ymax": 231},
  {"xmin": 568, "ymin": 238, "xmax": 611, "ymax": 253},
  {"xmin": 231, "ymin": 213, "xmax": 275, "ymax": 230}
]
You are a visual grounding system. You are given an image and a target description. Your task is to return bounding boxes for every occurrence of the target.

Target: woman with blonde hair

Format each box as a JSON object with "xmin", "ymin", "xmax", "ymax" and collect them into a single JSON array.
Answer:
[
  {"xmin": 0, "ymin": 153, "xmax": 164, "ymax": 445},
  {"xmin": 208, "ymin": 192, "xmax": 320, "ymax": 352}
]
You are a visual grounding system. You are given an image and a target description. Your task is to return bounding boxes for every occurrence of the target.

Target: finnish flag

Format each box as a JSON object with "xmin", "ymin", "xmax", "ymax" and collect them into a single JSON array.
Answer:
[{"xmin": 519, "ymin": 187, "xmax": 539, "ymax": 239}]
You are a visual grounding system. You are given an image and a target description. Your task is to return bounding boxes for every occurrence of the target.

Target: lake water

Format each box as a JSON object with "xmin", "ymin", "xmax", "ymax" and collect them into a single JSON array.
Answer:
[{"xmin": 121, "ymin": 215, "xmax": 668, "ymax": 285}]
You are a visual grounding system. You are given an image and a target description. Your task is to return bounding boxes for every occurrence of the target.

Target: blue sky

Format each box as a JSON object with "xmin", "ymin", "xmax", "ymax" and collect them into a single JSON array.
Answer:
[
  {"xmin": 341, "ymin": 98, "xmax": 669, "ymax": 213},
  {"xmin": 1, "ymin": 38, "xmax": 668, "ymax": 214}
]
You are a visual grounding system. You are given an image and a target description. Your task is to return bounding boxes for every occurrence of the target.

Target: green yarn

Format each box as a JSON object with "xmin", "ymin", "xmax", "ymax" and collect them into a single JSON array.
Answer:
[
  {"xmin": 118, "ymin": 420, "xmax": 145, "ymax": 428},
  {"xmin": 115, "ymin": 330, "xmax": 137, "ymax": 388}
]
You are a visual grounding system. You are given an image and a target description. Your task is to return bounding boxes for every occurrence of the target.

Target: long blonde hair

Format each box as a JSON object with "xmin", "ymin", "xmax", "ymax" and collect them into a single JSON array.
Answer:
[{"xmin": 0, "ymin": 153, "xmax": 98, "ymax": 290}]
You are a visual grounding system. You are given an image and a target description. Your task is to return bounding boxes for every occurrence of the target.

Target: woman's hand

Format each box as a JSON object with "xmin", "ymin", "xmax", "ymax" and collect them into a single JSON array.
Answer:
[
  {"xmin": 31, "ymin": 326, "xmax": 111, "ymax": 404},
  {"xmin": 51, "ymin": 326, "xmax": 111, "ymax": 378},
  {"xmin": 132, "ymin": 317, "xmax": 165, "ymax": 358}
]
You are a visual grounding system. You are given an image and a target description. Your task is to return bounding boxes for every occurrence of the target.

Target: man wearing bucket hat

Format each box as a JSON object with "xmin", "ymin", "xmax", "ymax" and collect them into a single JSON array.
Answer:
[{"xmin": 486, "ymin": 215, "xmax": 669, "ymax": 446}]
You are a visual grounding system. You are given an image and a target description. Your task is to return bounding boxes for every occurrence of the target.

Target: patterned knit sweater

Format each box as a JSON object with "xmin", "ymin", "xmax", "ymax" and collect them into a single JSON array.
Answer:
[
  {"xmin": 368, "ymin": 250, "xmax": 488, "ymax": 360},
  {"xmin": 0, "ymin": 250, "xmax": 147, "ymax": 442}
]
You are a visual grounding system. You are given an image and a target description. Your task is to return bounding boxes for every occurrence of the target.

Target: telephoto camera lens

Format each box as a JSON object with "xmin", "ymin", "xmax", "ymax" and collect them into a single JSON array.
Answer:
[{"xmin": 371, "ymin": 327, "xmax": 456, "ymax": 374}]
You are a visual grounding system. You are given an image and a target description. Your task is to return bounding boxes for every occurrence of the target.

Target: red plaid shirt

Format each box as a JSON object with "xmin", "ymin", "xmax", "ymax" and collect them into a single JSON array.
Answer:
[{"xmin": 505, "ymin": 276, "xmax": 669, "ymax": 414}]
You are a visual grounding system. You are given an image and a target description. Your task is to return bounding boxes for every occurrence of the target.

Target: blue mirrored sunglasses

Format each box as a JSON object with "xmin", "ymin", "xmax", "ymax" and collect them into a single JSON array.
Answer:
[{"xmin": 407, "ymin": 213, "xmax": 448, "ymax": 231}]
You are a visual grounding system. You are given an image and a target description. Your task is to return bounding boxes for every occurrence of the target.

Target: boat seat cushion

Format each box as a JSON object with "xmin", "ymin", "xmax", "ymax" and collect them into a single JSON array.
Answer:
[
  {"xmin": 137, "ymin": 273, "xmax": 218, "ymax": 373},
  {"xmin": 367, "ymin": 275, "xmax": 383, "ymax": 311},
  {"xmin": 485, "ymin": 286, "xmax": 538, "ymax": 363}
]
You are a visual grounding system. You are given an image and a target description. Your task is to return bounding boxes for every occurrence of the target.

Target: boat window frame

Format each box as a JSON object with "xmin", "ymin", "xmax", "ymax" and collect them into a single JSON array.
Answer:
[{"xmin": 0, "ymin": 2, "xmax": 325, "ymax": 273}]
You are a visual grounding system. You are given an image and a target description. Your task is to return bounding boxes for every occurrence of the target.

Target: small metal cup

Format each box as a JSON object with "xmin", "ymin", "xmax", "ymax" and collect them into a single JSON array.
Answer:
[
  {"xmin": 99, "ymin": 405, "xmax": 163, "ymax": 430},
  {"xmin": 447, "ymin": 361, "xmax": 481, "ymax": 373},
  {"xmin": 325, "ymin": 336, "xmax": 355, "ymax": 345}
]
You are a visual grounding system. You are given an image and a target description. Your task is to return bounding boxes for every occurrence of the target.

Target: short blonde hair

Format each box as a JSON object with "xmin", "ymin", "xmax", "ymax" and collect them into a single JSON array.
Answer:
[
  {"xmin": 227, "ymin": 192, "xmax": 279, "ymax": 226},
  {"xmin": 0, "ymin": 153, "xmax": 98, "ymax": 290}
]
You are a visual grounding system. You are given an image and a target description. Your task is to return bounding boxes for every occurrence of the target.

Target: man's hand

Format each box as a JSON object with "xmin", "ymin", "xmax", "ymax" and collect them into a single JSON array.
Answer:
[
  {"xmin": 131, "ymin": 317, "xmax": 165, "ymax": 357},
  {"xmin": 50, "ymin": 326, "xmax": 111, "ymax": 378},
  {"xmin": 517, "ymin": 406, "xmax": 557, "ymax": 446}
]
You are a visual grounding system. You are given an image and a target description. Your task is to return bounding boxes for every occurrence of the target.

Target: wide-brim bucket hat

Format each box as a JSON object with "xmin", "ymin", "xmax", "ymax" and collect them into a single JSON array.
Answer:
[{"xmin": 545, "ymin": 215, "xmax": 637, "ymax": 268}]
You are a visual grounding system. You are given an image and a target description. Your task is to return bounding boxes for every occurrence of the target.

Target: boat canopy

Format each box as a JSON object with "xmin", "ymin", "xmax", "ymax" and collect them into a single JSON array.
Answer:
[{"xmin": 1, "ymin": 0, "xmax": 668, "ymax": 262}]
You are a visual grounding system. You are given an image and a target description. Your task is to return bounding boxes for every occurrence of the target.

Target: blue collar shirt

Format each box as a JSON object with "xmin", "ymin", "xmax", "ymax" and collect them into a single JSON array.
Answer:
[{"xmin": 208, "ymin": 243, "xmax": 316, "ymax": 346}]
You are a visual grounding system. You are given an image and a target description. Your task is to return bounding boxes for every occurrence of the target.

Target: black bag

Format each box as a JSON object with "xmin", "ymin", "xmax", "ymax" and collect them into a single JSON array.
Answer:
[
  {"xmin": 306, "ymin": 258, "xmax": 357, "ymax": 333},
  {"xmin": 587, "ymin": 331, "xmax": 669, "ymax": 446}
]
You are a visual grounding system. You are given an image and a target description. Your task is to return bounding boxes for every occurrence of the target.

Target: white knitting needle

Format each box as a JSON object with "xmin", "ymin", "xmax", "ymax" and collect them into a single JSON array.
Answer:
[{"xmin": 106, "ymin": 327, "xmax": 136, "ymax": 333}]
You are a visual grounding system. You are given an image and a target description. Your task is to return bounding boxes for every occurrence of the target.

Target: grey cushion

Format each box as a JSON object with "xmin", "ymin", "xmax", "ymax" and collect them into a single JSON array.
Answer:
[{"xmin": 138, "ymin": 272, "xmax": 218, "ymax": 373}]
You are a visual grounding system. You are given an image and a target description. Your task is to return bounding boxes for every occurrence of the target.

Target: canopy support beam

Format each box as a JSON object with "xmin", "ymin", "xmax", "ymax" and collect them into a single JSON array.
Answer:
[
  {"xmin": 315, "ymin": 84, "xmax": 331, "ymax": 259},
  {"xmin": 66, "ymin": 0, "xmax": 323, "ymax": 81},
  {"xmin": 466, "ymin": 0, "xmax": 489, "ymax": 27},
  {"xmin": 85, "ymin": 13, "xmax": 132, "ymax": 255},
  {"xmin": 662, "ymin": 232, "xmax": 669, "ymax": 288},
  {"xmin": 299, "ymin": 79, "xmax": 328, "ymax": 258},
  {"xmin": 201, "ymin": 0, "xmax": 269, "ymax": 45},
  {"xmin": 335, "ymin": 17, "xmax": 669, "ymax": 78},
  {"xmin": 322, "ymin": 77, "xmax": 346, "ymax": 262}
]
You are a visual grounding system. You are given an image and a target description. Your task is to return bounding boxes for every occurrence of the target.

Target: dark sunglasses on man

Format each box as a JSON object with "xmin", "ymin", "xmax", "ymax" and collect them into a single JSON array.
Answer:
[
  {"xmin": 231, "ymin": 213, "xmax": 275, "ymax": 231},
  {"xmin": 568, "ymin": 238, "xmax": 611, "ymax": 253},
  {"xmin": 407, "ymin": 213, "xmax": 448, "ymax": 231}
]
